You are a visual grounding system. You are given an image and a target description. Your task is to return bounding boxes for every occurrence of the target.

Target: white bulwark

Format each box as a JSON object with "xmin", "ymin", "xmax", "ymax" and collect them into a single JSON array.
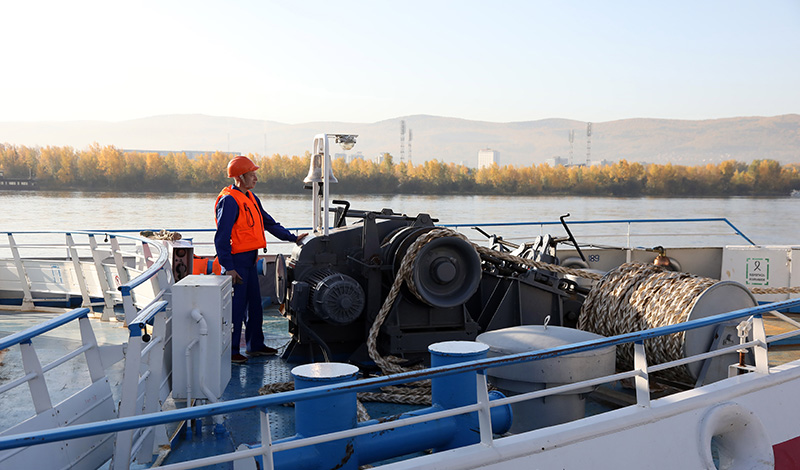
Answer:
[{"xmin": 478, "ymin": 148, "xmax": 498, "ymax": 168}]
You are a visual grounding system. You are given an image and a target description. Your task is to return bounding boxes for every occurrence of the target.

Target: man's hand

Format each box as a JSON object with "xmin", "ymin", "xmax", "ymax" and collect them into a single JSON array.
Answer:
[
  {"xmin": 227, "ymin": 269, "xmax": 243, "ymax": 284},
  {"xmin": 296, "ymin": 233, "xmax": 309, "ymax": 245}
]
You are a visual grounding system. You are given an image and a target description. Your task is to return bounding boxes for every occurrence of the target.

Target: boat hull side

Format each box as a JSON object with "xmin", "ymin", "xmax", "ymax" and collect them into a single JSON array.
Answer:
[{"xmin": 376, "ymin": 360, "xmax": 800, "ymax": 469}]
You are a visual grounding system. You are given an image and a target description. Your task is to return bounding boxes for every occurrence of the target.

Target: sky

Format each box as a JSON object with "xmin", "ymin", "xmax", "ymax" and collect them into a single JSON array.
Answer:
[{"xmin": 2, "ymin": 0, "xmax": 799, "ymax": 124}]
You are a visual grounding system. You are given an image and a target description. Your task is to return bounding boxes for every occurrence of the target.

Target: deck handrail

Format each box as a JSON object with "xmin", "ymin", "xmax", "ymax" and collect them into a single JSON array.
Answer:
[
  {"xmin": 0, "ymin": 230, "xmax": 170, "ymax": 319},
  {"xmin": 1, "ymin": 297, "xmax": 798, "ymax": 460},
  {"xmin": 0, "ymin": 231, "xmax": 173, "ymax": 469},
  {"xmin": 127, "ymin": 300, "xmax": 170, "ymax": 337},
  {"xmin": 443, "ymin": 217, "xmax": 756, "ymax": 246},
  {"xmin": 71, "ymin": 217, "xmax": 756, "ymax": 251},
  {"xmin": 0, "ymin": 308, "xmax": 90, "ymax": 350},
  {"xmin": 114, "ymin": 234, "xmax": 169, "ymax": 293}
]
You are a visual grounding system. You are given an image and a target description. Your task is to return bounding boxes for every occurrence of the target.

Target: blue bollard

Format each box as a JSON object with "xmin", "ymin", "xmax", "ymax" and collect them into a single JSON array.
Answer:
[{"xmin": 257, "ymin": 342, "xmax": 512, "ymax": 470}]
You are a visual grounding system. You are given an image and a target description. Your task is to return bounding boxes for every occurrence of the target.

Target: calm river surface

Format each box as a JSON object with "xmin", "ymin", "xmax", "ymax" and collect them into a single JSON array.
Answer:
[{"xmin": 1, "ymin": 192, "xmax": 797, "ymax": 250}]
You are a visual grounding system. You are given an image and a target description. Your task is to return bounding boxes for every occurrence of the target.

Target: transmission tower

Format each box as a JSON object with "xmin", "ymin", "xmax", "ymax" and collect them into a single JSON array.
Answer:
[
  {"xmin": 400, "ymin": 120, "xmax": 406, "ymax": 163},
  {"xmin": 586, "ymin": 122, "xmax": 592, "ymax": 166},
  {"xmin": 408, "ymin": 129, "xmax": 413, "ymax": 165},
  {"xmin": 568, "ymin": 130, "xmax": 574, "ymax": 166}
]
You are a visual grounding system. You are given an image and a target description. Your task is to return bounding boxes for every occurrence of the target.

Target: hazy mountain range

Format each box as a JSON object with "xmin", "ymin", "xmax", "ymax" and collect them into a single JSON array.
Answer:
[{"xmin": 2, "ymin": 114, "xmax": 798, "ymax": 167}]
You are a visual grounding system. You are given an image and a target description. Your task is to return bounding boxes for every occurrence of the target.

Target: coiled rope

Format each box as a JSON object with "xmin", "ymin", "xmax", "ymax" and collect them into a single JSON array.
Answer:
[
  {"xmin": 577, "ymin": 262, "xmax": 718, "ymax": 383},
  {"xmin": 365, "ymin": 228, "xmax": 604, "ymax": 376}
]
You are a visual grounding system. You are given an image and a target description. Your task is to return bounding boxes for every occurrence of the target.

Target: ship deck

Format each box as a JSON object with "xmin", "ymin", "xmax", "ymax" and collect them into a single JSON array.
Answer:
[{"xmin": 3, "ymin": 305, "xmax": 800, "ymax": 469}]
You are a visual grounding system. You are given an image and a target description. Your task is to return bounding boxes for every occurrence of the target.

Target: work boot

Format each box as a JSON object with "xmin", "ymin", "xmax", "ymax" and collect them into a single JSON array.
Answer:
[
  {"xmin": 231, "ymin": 353, "xmax": 248, "ymax": 363},
  {"xmin": 246, "ymin": 346, "xmax": 278, "ymax": 357}
]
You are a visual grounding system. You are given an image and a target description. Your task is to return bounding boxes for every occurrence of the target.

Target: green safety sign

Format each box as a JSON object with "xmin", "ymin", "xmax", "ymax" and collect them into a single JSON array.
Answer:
[{"xmin": 745, "ymin": 257, "xmax": 770, "ymax": 286}]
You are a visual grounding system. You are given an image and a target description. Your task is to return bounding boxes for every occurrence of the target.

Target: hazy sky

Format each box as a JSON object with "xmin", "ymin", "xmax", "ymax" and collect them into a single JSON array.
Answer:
[{"xmin": 3, "ymin": 0, "xmax": 799, "ymax": 124}]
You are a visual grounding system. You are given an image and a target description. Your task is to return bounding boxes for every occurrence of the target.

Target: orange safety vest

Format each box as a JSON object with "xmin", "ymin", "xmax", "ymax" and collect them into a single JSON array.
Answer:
[{"xmin": 215, "ymin": 186, "xmax": 267, "ymax": 254}]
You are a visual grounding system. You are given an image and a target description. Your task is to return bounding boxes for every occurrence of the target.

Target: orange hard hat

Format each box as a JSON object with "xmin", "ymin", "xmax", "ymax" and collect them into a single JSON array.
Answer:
[{"xmin": 227, "ymin": 156, "xmax": 259, "ymax": 178}]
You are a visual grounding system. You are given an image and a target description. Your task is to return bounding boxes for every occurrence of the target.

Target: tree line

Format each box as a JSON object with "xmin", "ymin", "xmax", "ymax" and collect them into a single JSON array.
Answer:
[{"xmin": 1, "ymin": 143, "xmax": 798, "ymax": 196}]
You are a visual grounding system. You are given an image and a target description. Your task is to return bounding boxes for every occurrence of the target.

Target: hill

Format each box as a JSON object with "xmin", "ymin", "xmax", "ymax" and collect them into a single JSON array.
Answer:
[{"xmin": 1, "ymin": 114, "xmax": 798, "ymax": 166}]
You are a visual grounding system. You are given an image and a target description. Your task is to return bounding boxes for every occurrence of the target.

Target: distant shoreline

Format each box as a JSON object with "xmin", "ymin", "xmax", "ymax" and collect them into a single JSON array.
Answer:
[
  {"xmin": 2, "ymin": 144, "xmax": 799, "ymax": 197},
  {"xmin": 6, "ymin": 187, "xmax": 798, "ymax": 199}
]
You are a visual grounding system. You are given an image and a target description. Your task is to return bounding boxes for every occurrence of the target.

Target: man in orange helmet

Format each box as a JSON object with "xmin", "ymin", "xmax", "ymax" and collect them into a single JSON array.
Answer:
[{"xmin": 215, "ymin": 156, "xmax": 307, "ymax": 364}]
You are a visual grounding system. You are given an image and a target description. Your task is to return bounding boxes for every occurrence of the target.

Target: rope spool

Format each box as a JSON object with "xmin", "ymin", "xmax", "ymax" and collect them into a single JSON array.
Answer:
[{"xmin": 577, "ymin": 262, "xmax": 757, "ymax": 384}]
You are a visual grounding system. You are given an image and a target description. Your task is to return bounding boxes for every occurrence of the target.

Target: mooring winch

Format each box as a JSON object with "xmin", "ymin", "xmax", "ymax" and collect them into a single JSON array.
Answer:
[{"xmin": 277, "ymin": 134, "xmax": 581, "ymax": 364}]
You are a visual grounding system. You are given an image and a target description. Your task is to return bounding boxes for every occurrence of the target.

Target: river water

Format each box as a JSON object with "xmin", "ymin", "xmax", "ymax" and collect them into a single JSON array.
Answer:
[{"xmin": 1, "ymin": 191, "xmax": 797, "ymax": 251}]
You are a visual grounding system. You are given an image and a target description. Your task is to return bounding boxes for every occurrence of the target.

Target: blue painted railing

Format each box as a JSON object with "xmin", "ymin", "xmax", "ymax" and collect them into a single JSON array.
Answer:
[
  {"xmin": 443, "ymin": 217, "xmax": 756, "ymax": 246},
  {"xmin": 0, "ymin": 308, "xmax": 90, "ymax": 350},
  {"xmin": 127, "ymin": 300, "xmax": 170, "ymax": 338},
  {"xmin": 1, "ymin": 297, "xmax": 798, "ymax": 468},
  {"xmin": 86, "ymin": 217, "xmax": 756, "ymax": 255}
]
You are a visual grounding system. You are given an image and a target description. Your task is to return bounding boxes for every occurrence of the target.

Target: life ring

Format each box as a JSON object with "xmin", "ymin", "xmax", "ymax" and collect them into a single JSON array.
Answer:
[{"xmin": 697, "ymin": 402, "xmax": 773, "ymax": 469}]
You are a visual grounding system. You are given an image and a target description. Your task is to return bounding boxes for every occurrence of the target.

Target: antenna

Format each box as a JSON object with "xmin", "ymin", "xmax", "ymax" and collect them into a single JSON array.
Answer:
[
  {"xmin": 408, "ymin": 129, "xmax": 412, "ymax": 165},
  {"xmin": 400, "ymin": 120, "xmax": 406, "ymax": 163},
  {"xmin": 568, "ymin": 130, "xmax": 574, "ymax": 166},
  {"xmin": 586, "ymin": 123, "xmax": 592, "ymax": 166}
]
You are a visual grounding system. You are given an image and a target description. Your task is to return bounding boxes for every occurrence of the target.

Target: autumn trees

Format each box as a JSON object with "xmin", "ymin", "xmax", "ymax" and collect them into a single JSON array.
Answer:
[{"xmin": 1, "ymin": 143, "xmax": 798, "ymax": 196}]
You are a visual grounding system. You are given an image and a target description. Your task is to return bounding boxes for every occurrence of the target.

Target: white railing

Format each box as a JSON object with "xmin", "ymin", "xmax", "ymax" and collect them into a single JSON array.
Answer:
[
  {"xmin": 445, "ymin": 217, "xmax": 756, "ymax": 248},
  {"xmin": 0, "ymin": 231, "xmax": 173, "ymax": 469},
  {"xmin": 0, "ymin": 307, "xmax": 118, "ymax": 469},
  {"xmin": 0, "ymin": 231, "xmax": 172, "ymax": 323},
  {"xmin": 1, "ymin": 298, "xmax": 797, "ymax": 470},
  {"xmin": 74, "ymin": 217, "xmax": 755, "ymax": 260}
]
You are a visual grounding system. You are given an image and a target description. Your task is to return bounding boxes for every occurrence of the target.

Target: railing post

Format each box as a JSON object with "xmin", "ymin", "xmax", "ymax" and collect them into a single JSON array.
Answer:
[
  {"xmin": 19, "ymin": 341, "xmax": 52, "ymax": 414},
  {"xmin": 260, "ymin": 409, "xmax": 275, "ymax": 470},
  {"xmin": 66, "ymin": 233, "xmax": 92, "ymax": 308},
  {"xmin": 151, "ymin": 307, "xmax": 172, "ymax": 403},
  {"xmin": 752, "ymin": 314, "xmax": 770, "ymax": 374},
  {"xmin": 634, "ymin": 340, "xmax": 650, "ymax": 408},
  {"xmin": 138, "ymin": 332, "xmax": 166, "ymax": 461},
  {"xmin": 141, "ymin": 241, "xmax": 154, "ymax": 270},
  {"xmin": 7, "ymin": 233, "xmax": 35, "ymax": 310},
  {"xmin": 113, "ymin": 329, "xmax": 145, "ymax": 470},
  {"xmin": 88, "ymin": 234, "xmax": 116, "ymax": 321},
  {"xmin": 475, "ymin": 370, "xmax": 494, "ymax": 446},
  {"xmin": 152, "ymin": 267, "xmax": 171, "ymax": 303},
  {"xmin": 626, "ymin": 222, "xmax": 632, "ymax": 252},
  {"xmin": 78, "ymin": 316, "xmax": 106, "ymax": 383},
  {"xmin": 120, "ymin": 286, "xmax": 137, "ymax": 326},
  {"xmin": 110, "ymin": 235, "xmax": 131, "ymax": 286}
]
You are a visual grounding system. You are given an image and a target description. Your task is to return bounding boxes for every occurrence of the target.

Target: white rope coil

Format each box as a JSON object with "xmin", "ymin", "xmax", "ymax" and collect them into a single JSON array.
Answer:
[{"xmin": 577, "ymin": 262, "xmax": 720, "ymax": 383}]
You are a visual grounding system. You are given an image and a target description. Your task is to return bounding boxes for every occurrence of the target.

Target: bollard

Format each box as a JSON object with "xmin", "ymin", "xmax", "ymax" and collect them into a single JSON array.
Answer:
[{"xmin": 252, "ymin": 342, "xmax": 512, "ymax": 470}]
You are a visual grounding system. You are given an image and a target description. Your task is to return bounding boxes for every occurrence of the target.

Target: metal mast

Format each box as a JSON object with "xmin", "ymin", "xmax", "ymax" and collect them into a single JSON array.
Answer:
[
  {"xmin": 400, "ymin": 120, "xmax": 406, "ymax": 163},
  {"xmin": 569, "ymin": 130, "xmax": 574, "ymax": 166},
  {"xmin": 408, "ymin": 129, "xmax": 412, "ymax": 165},
  {"xmin": 586, "ymin": 122, "xmax": 592, "ymax": 166}
]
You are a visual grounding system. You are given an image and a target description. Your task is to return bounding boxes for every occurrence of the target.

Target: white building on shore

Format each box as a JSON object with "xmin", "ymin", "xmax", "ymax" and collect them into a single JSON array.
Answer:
[{"xmin": 478, "ymin": 148, "xmax": 498, "ymax": 169}]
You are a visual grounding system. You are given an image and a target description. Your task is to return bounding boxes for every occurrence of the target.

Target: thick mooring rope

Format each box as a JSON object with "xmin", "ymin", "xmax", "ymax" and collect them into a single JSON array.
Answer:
[
  {"xmin": 365, "ymin": 228, "xmax": 603, "ymax": 377},
  {"xmin": 366, "ymin": 229, "xmax": 472, "ymax": 375},
  {"xmin": 577, "ymin": 262, "xmax": 717, "ymax": 383}
]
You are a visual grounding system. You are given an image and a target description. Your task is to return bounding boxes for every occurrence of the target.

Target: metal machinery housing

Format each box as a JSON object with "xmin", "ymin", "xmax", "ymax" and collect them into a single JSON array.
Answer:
[{"xmin": 279, "ymin": 203, "xmax": 582, "ymax": 365}]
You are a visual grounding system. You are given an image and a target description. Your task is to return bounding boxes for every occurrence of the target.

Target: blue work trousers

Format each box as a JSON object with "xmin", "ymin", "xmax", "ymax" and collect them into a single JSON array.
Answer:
[{"xmin": 230, "ymin": 255, "xmax": 265, "ymax": 354}]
